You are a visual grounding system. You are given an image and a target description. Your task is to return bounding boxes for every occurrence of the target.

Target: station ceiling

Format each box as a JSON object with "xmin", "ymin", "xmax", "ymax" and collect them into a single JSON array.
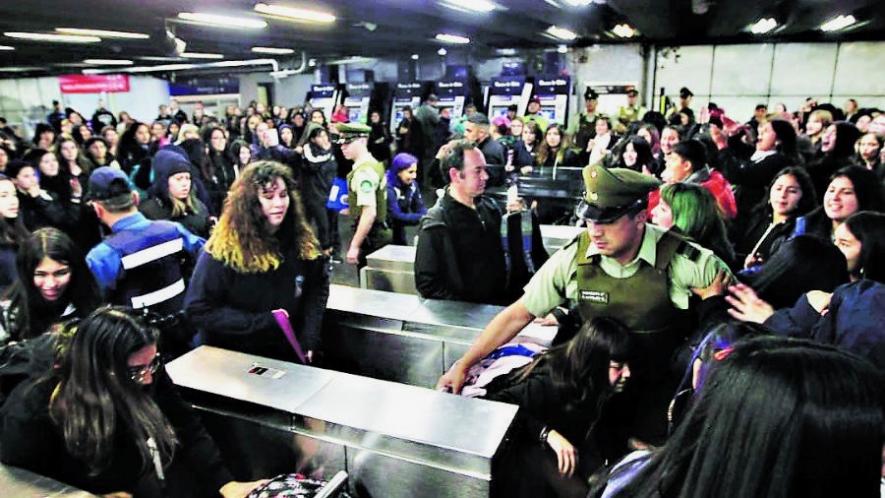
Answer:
[{"xmin": 0, "ymin": 0, "xmax": 881, "ymax": 74}]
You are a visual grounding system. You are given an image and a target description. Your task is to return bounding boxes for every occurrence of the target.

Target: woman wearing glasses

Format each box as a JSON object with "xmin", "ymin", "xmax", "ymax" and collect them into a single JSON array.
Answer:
[{"xmin": 0, "ymin": 306, "xmax": 266, "ymax": 497}]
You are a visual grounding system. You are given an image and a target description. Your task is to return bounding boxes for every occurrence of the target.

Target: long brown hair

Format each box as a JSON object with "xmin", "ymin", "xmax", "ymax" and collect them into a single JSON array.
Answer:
[
  {"xmin": 535, "ymin": 123, "xmax": 573, "ymax": 166},
  {"xmin": 206, "ymin": 161, "xmax": 320, "ymax": 273}
]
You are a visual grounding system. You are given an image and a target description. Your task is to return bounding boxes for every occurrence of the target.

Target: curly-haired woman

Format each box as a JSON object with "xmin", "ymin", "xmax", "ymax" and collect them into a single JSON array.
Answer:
[{"xmin": 184, "ymin": 161, "xmax": 329, "ymax": 362}]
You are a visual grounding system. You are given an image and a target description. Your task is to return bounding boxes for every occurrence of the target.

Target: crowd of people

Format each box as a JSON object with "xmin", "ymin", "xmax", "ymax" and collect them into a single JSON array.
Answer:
[{"xmin": 0, "ymin": 85, "xmax": 880, "ymax": 498}]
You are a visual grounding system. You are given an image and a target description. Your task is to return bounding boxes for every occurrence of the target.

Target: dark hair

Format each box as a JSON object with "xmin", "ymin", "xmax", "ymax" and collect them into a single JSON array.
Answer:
[
  {"xmin": 82, "ymin": 137, "xmax": 111, "ymax": 166},
  {"xmin": 206, "ymin": 161, "xmax": 320, "ymax": 273},
  {"xmin": 50, "ymin": 307, "xmax": 177, "ymax": 475},
  {"xmin": 769, "ymin": 119, "xmax": 800, "ymax": 162},
  {"xmin": 32, "ymin": 123, "xmax": 54, "ymax": 145},
  {"xmin": 515, "ymin": 317, "xmax": 634, "ymax": 414},
  {"xmin": 307, "ymin": 126, "xmax": 327, "ymax": 142},
  {"xmin": 0, "ymin": 174, "xmax": 28, "ymax": 247},
  {"xmin": 636, "ymin": 123, "xmax": 661, "ymax": 156},
  {"xmin": 827, "ymin": 121, "xmax": 862, "ymax": 159},
  {"xmin": 828, "ymin": 165, "xmax": 884, "ymax": 213},
  {"xmin": 617, "ymin": 137, "xmax": 653, "ymax": 172},
  {"xmin": 3, "ymin": 228, "xmax": 100, "ymax": 340},
  {"xmin": 671, "ymin": 140, "xmax": 706, "ymax": 172},
  {"xmin": 843, "ymin": 211, "xmax": 885, "ymax": 283},
  {"xmin": 229, "ymin": 139, "xmax": 251, "ymax": 167},
  {"xmin": 440, "ymin": 140, "xmax": 480, "ymax": 176},
  {"xmin": 755, "ymin": 166, "xmax": 817, "ymax": 218},
  {"xmin": 605, "ymin": 336, "xmax": 884, "ymax": 498},
  {"xmin": 55, "ymin": 136, "xmax": 92, "ymax": 177},
  {"xmin": 746, "ymin": 235, "xmax": 849, "ymax": 309}
]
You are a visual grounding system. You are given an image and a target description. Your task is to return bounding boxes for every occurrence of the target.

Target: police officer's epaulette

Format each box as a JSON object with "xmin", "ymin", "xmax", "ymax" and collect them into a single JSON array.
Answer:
[{"xmin": 675, "ymin": 240, "xmax": 702, "ymax": 263}]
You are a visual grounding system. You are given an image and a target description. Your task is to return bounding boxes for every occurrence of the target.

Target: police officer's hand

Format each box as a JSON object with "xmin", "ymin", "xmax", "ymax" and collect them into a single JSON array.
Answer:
[
  {"xmin": 691, "ymin": 270, "xmax": 730, "ymax": 300},
  {"xmin": 346, "ymin": 246, "xmax": 360, "ymax": 265},
  {"xmin": 725, "ymin": 283, "xmax": 774, "ymax": 324},
  {"xmin": 534, "ymin": 313, "xmax": 558, "ymax": 326},
  {"xmin": 436, "ymin": 363, "xmax": 468, "ymax": 394},
  {"xmin": 546, "ymin": 430, "xmax": 578, "ymax": 478}
]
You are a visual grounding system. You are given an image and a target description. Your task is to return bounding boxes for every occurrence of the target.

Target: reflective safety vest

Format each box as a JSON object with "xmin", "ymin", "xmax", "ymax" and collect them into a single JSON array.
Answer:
[{"xmin": 104, "ymin": 220, "xmax": 187, "ymax": 315}]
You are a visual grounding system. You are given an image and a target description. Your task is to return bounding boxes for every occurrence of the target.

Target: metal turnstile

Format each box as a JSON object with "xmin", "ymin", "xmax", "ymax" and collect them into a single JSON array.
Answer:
[
  {"xmin": 0, "ymin": 464, "xmax": 96, "ymax": 497},
  {"xmin": 322, "ymin": 285, "xmax": 556, "ymax": 388},
  {"xmin": 167, "ymin": 347, "xmax": 518, "ymax": 498},
  {"xmin": 359, "ymin": 245, "xmax": 417, "ymax": 294}
]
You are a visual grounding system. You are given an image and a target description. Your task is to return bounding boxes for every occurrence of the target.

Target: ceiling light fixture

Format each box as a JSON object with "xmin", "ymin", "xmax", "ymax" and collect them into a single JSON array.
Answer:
[
  {"xmin": 749, "ymin": 18, "xmax": 778, "ymax": 34},
  {"xmin": 253, "ymin": 3, "xmax": 336, "ymax": 23},
  {"xmin": 496, "ymin": 48, "xmax": 516, "ymax": 56},
  {"xmin": 564, "ymin": 0, "xmax": 594, "ymax": 6},
  {"xmin": 546, "ymin": 26, "xmax": 578, "ymax": 40},
  {"xmin": 821, "ymin": 15, "xmax": 856, "ymax": 32},
  {"xmin": 0, "ymin": 67, "xmax": 42, "ymax": 72},
  {"xmin": 0, "ymin": 45, "xmax": 13, "ymax": 50},
  {"xmin": 177, "ymin": 12, "xmax": 267, "ymax": 29},
  {"xmin": 557, "ymin": 44, "xmax": 568, "ymax": 53},
  {"xmin": 612, "ymin": 24, "xmax": 635, "ymax": 38},
  {"xmin": 4, "ymin": 32, "xmax": 100, "ymax": 43},
  {"xmin": 435, "ymin": 33, "xmax": 470, "ymax": 44},
  {"xmin": 439, "ymin": 0, "xmax": 496, "ymax": 13},
  {"xmin": 252, "ymin": 46, "xmax": 295, "ymax": 55},
  {"xmin": 411, "ymin": 54, "xmax": 419, "ymax": 60},
  {"xmin": 83, "ymin": 59, "xmax": 134, "ymax": 65},
  {"xmin": 180, "ymin": 52, "xmax": 224, "ymax": 59},
  {"xmin": 56, "ymin": 27, "xmax": 149, "ymax": 39},
  {"xmin": 438, "ymin": 48, "xmax": 448, "ymax": 56}
]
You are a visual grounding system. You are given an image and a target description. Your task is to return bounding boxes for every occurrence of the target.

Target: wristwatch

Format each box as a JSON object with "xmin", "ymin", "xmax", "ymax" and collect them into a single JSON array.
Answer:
[{"xmin": 539, "ymin": 426, "xmax": 551, "ymax": 444}]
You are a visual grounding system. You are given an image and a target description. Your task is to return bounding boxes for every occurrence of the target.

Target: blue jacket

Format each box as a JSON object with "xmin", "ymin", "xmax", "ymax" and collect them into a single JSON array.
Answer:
[
  {"xmin": 764, "ymin": 279, "xmax": 885, "ymax": 369},
  {"xmin": 386, "ymin": 180, "xmax": 427, "ymax": 246}
]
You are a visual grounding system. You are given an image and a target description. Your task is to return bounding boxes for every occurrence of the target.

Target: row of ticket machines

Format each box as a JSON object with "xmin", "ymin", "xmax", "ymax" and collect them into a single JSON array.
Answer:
[{"xmin": 306, "ymin": 74, "xmax": 572, "ymax": 133}]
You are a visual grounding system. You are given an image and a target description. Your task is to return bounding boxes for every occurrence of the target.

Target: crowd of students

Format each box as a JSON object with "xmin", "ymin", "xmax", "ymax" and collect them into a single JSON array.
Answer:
[{"xmin": 0, "ymin": 88, "xmax": 881, "ymax": 498}]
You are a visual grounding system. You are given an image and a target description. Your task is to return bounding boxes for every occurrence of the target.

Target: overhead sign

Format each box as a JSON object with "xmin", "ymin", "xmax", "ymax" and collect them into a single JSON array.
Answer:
[
  {"xmin": 169, "ymin": 76, "xmax": 239, "ymax": 96},
  {"xmin": 59, "ymin": 74, "xmax": 130, "ymax": 94}
]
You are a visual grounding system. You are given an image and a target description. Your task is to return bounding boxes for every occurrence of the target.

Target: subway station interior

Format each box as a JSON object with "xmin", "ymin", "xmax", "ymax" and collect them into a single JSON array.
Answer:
[{"xmin": 0, "ymin": 1, "xmax": 883, "ymax": 497}]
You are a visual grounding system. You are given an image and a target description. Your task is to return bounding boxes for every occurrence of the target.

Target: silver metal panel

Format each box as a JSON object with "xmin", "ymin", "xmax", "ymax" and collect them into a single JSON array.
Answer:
[
  {"xmin": 346, "ymin": 447, "xmax": 489, "ymax": 498},
  {"xmin": 323, "ymin": 318, "xmax": 445, "ymax": 387},
  {"xmin": 298, "ymin": 372, "xmax": 517, "ymax": 461},
  {"xmin": 365, "ymin": 245, "xmax": 417, "ymax": 272},
  {"xmin": 361, "ymin": 267, "xmax": 418, "ymax": 295},
  {"xmin": 540, "ymin": 224, "xmax": 583, "ymax": 253},
  {"xmin": 0, "ymin": 464, "xmax": 96, "ymax": 497},
  {"xmin": 327, "ymin": 284, "xmax": 423, "ymax": 322},
  {"xmin": 166, "ymin": 346, "xmax": 335, "ymax": 413},
  {"xmin": 409, "ymin": 299, "xmax": 504, "ymax": 330}
]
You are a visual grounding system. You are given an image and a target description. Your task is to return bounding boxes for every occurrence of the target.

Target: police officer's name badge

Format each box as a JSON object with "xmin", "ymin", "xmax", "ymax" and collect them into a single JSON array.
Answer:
[{"xmin": 580, "ymin": 290, "xmax": 609, "ymax": 304}]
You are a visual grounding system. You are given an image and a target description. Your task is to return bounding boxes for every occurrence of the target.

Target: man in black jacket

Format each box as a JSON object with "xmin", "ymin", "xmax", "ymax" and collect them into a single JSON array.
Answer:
[
  {"xmin": 465, "ymin": 113, "xmax": 506, "ymax": 186},
  {"xmin": 415, "ymin": 141, "xmax": 511, "ymax": 304}
]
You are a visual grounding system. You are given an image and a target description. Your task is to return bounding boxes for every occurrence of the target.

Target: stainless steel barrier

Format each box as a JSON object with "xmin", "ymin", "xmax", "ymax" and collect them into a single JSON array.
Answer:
[
  {"xmin": 323, "ymin": 285, "xmax": 556, "ymax": 388},
  {"xmin": 358, "ymin": 224, "xmax": 582, "ymax": 295},
  {"xmin": 167, "ymin": 347, "xmax": 518, "ymax": 498},
  {"xmin": 0, "ymin": 464, "xmax": 96, "ymax": 497}
]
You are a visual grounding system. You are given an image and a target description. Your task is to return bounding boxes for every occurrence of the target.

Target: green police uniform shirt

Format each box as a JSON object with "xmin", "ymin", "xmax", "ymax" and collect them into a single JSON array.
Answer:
[
  {"xmin": 522, "ymin": 223, "xmax": 730, "ymax": 317},
  {"xmin": 349, "ymin": 158, "xmax": 385, "ymax": 209}
]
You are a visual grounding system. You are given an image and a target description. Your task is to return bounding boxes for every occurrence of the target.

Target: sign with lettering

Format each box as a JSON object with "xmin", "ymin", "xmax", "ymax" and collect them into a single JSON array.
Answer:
[{"xmin": 59, "ymin": 74, "xmax": 130, "ymax": 94}]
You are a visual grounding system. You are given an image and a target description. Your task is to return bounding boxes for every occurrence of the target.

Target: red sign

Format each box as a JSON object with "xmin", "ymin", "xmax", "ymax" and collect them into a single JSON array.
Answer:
[{"xmin": 59, "ymin": 74, "xmax": 130, "ymax": 94}]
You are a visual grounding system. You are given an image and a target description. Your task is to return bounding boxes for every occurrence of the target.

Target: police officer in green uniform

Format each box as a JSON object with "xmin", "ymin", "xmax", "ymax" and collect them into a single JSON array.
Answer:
[
  {"xmin": 571, "ymin": 88, "xmax": 601, "ymax": 152},
  {"xmin": 437, "ymin": 164, "xmax": 731, "ymax": 445},
  {"xmin": 335, "ymin": 122, "xmax": 392, "ymax": 268}
]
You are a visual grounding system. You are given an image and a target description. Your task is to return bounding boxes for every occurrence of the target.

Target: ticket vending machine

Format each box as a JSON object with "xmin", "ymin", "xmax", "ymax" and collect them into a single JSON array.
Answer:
[
  {"xmin": 307, "ymin": 83, "xmax": 342, "ymax": 122},
  {"xmin": 435, "ymin": 79, "xmax": 468, "ymax": 120},
  {"xmin": 389, "ymin": 81, "xmax": 428, "ymax": 134},
  {"xmin": 486, "ymin": 76, "xmax": 533, "ymax": 120},
  {"xmin": 343, "ymin": 82, "xmax": 373, "ymax": 123},
  {"xmin": 533, "ymin": 76, "xmax": 571, "ymax": 126}
]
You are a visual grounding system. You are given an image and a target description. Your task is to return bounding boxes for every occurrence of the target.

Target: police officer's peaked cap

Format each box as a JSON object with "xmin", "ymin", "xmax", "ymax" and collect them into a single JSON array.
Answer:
[
  {"xmin": 579, "ymin": 164, "xmax": 660, "ymax": 223},
  {"xmin": 332, "ymin": 122, "xmax": 371, "ymax": 143}
]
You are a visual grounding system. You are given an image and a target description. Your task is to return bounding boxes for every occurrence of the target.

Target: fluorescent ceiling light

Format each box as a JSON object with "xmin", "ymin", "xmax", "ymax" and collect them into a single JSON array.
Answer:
[
  {"xmin": 557, "ymin": 44, "xmax": 568, "ymax": 53},
  {"xmin": 56, "ymin": 27, "xmax": 149, "ymax": 39},
  {"xmin": 254, "ymin": 3, "xmax": 336, "ymax": 23},
  {"xmin": 84, "ymin": 59, "xmax": 278, "ymax": 75},
  {"xmin": 438, "ymin": 48, "xmax": 448, "ymax": 56},
  {"xmin": 564, "ymin": 0, "xmax": 594, "ymax": 5},
  {"xmin": 612, "ymin": 24, "xmax": 635, "ymax": 38},
  {"xmin": 0, "ymin": 67, "xmax": 42, "ymax": 72},
  {"xmin": 496, "ymin": 48, "xmax": 516, "ymax": 56},
  {"xmin": 546, "ymin": 26, "xmax": 578, "ymax": 40},
  {"xmin": 749, "ymin": 18, "xmax": 777, "ymax": 34},
  {"xmin": 84, "ymin": 59, "xmax": 134, "ymax": 65},
  {"xmin": 327, "ymin": 56, "xmax": 376, "ymax": 65},
  {"xmin": 177, "ymin": 12, "xmax": 267, "ymax": 29},
  {"xmin": 138, "ymin": 56, "xmax": 185, "ymax": 61},
  {"xmin": 821, "ymin": 15, "xmax": 856, "ymax": 32},
  {"xmin": 439, "ymin": 0, "xmax": 496, "ymax": 13},
  {"xmin": 180, "ymin": 52, "xmax": 224, "ymax": 59},
  {"xmin": 4, "ymin": 32, "xmax": 100, "ymax": 43},
  {"xmin": 0, "ymin": 45, "xmax": 13, "ymax": 50},
  {"xmin": 435, "ymin": 33, "xmax": 470, "ymax": 44},
  {"xmin": 411, "ymin": 54, "xmax": 419, "ymax": 60},
  {"xmin": 252, "ymin": 46, "xmax": 294, "ymax": 55}
]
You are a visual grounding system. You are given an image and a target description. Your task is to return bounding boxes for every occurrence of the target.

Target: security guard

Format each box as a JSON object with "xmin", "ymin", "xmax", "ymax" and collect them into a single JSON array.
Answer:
[
  {"xmin": 85, "ymin": 167, "xmax": 205, "ymax": 356},
  {"xmin": 437, "ymin": 164, "xmax": 730, "ymax": 445},
  {"xmin": 335, "ymin": 122, "xmax": 392, "ymax": 267},
  {"xmin": 571, "ymin": 88, "xmax": 601, "ymax": 152}
]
